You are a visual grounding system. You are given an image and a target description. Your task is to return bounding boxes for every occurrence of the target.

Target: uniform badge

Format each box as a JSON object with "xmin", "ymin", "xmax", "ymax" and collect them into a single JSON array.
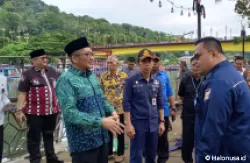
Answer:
[
  {"xmin": 153, "ymin": 79, "xmax": 159, "ymax": 85},
  {"xmin": 135, "ymin": 81, "xmax": 138, "ymax": 84},
  {"xmin": 204, "ymin": 88, "xmax": 211, "ymax": 100},
  {"xmin": 32, "ymin": 78, "xmax": 40, "ymax": 85}
]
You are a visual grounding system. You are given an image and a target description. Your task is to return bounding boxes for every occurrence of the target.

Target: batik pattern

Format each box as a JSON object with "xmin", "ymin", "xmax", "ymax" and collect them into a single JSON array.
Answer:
[
  {"xmin": 56, "ymin": 67, "xmax": 114, "ymax": 152},
  {"xmin": 100, "ymin": 71, "xmax": 127, "ymax": 114}
]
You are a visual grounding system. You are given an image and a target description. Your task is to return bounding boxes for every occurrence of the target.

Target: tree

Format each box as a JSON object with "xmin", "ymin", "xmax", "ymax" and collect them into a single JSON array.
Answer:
[{"xmin": 235, "ymin": 0, "xmax": 250, "ymax": 16}]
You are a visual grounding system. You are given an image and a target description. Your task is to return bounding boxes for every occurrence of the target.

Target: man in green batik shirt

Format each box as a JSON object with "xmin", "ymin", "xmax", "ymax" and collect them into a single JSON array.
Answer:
[{"xmin": 55, "ymin": 37, "xmax": 124, "ymax": 163}]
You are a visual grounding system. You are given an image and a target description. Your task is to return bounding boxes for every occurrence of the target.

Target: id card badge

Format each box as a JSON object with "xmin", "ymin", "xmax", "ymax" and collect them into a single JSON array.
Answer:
[
  {"xmin": 194, "ymin": 92, "xmax": 198, "ymax": 106},
  {"xmin": 152, "ymin": 98, "xmax": 156, "ymax": 106},
  {"xmin": 194, "ymin": 99, "xmax": 197, "ymax": 106}
]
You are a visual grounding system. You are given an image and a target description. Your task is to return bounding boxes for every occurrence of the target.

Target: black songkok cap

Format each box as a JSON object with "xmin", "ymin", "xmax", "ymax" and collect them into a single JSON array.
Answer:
[
  {"xmin": 64, "ymin": 37, "xmax": 90, "ymax": 56},
  {"xmin": 30, "ymin": 49, "xmax": 45, "ymax": 59}
]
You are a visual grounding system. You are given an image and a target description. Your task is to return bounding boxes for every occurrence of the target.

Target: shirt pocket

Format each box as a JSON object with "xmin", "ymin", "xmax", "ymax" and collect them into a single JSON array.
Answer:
[
  {"xmin": 30, "ymin": 77, "xmax": 44, "ymax": 87},
  {"xmin": 132, "ymin": 85, "xmax": 144, "ymax": 94}
]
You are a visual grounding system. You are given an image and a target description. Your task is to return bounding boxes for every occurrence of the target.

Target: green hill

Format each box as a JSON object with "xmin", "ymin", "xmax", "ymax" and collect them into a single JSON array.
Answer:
[{"xmin": 0, "ymin": 0, "xmax": 175, "ymax": 57}]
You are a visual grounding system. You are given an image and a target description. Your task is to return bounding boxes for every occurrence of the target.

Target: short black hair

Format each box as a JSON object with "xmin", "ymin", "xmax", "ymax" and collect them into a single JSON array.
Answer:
[
  {"xmin": 190, "ymin": 57, "xmax": 197, "ymax": 63},
  {"xmin": 234, "ymin": 56, "xmax": 244, "ymax": 62},
  {"xmin": 127, "ymin": 57, "xmax": 136, "ymax": 63},
  {"xmin": 195, "ymin": 37, "xmax": 223, "ymax": 54},
  {"xmin": 155, "ymin": 53, "xmax": 160, "ymax": 58}
]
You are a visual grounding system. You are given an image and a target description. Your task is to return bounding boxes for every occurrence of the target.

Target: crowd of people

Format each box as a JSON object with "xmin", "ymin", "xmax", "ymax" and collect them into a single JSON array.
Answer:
[{"xmin": 0, "ymin": 36, "xmax": 250, "ymax": 163}]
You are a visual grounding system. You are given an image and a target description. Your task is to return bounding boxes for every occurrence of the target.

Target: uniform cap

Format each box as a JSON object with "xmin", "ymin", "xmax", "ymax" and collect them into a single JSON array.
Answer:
[{"xmin": 137, "ymin": 49, "xmax": 153, "ymax": 60}]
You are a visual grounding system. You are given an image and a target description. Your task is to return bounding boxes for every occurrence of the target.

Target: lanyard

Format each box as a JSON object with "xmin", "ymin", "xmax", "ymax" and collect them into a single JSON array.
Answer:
[
  {"xmin": 192, "ymin": 77, "xmax": 202, "ymax": 106},
  {"xmin": 191, "ymin": 76, "xmax": 202, "ymax": 96}
]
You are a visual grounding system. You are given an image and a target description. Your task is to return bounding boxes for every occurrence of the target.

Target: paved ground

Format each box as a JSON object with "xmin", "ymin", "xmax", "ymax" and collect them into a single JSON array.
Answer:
[{"xmin": 9, "ymin": 110, "xmax": 184, "ymax": 163}]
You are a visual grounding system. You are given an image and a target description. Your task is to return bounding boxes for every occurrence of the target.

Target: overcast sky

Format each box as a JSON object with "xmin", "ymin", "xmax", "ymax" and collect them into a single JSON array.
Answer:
[{"xmin": 43, "ymin": 0, "xmax": 249, "ymax": 38}]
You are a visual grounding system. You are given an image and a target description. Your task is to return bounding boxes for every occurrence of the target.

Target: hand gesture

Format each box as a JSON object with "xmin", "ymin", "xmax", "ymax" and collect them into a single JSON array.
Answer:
[
  {"xmin": 102, "ymin": 116, "xmax": 125, "ymax": 135},
  {"xmin": 111, "ymin": 111, "xmax": 119, "ymax": 122},
  {"xmin": 125, "ymin": 124, "xmax": 136, "ymax": 139}
]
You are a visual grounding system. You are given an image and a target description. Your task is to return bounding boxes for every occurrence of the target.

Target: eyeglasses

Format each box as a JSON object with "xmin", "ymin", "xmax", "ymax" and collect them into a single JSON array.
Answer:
[
  {"xmin": 39, "ymin": 56, "xmax": 49, "ymax": 60},
  {"xmin": 193, "ymin": 50, "xmax": 213, "ymax": 59},
  {"xmin": 76, "ymin": 52, "xmax": 94, "ymax": 57}
]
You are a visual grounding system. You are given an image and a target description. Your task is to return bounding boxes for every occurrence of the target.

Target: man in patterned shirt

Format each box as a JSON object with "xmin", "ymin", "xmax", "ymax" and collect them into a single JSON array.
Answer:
[
  {"xmin": 15, "ymin": 49, "xmax": 63, "ymax": 163},
  {"xmin": 100, "ymin": 55, "xmax": 127, "ymax": 163},
  {"xmin": 56, "ymin": 37, "xmax": 124, "ymax": 163}
]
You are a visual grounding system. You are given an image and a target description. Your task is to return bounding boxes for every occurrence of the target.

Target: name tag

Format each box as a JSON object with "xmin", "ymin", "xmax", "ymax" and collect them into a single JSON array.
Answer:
[{"xmin": 152, "ymin": 98, "xmax": 156, "ymax": 106}]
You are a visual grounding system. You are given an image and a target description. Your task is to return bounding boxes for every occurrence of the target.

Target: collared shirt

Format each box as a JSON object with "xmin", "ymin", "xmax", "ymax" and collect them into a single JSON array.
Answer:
[
  {"xmin": 123, "ymin": 72, "xmax": 164, "ymax": 132},
  {"xmin": 100, "ymin": 71, "xmax": 128, "ymax": 114},
  {"xmin": 121, "ymin": 65, "xmax": 140, "ymax": 78},
  {"xmin": 178, "ymin": 69, "xmax": 192, "ymax": 81},
  {"xmin": 18, "ymin": 66, "xmax": 60, "ymax": 115},
  {"xmin": 195, "ymin": 60, "xmax": 250, "ymax": 163},
  {"xmin": 178, "ymin": 74, "xmax": 201, "ymax": 117},
  {"xmin": 238, "ymin": 67, "xmax": 245, "ymax": 76},
  {"xmin": 153, "ymin": 70, "xmax": 173, "ymax": 117},
  {"xmin": 56, "ymin": 66, "xmax": 114, "ymax": 153},
  {"xmin": 243, "ymin": 66, "xmax": 250, "ymax": 87},
  {"xmin": 0, "ymin": 75, "xmax": 10, "ymax": 125}
]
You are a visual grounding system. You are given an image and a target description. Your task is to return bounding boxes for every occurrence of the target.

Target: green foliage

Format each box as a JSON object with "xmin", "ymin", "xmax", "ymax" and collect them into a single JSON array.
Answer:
[
  {"xmin": 235, "ymin": 0, "xmax": 250, "ymax": 16},
  {"xmin": 0, "ymin": 0, "xmax": 179, "ymax": 57},
  {"xmin": 233, "ymin": 36, "xmax": 242, "ymax": 44},
  {"xmin": 235, "ymin": 0, "xmax": 250, "ymax": 28},
  {"xmin": 233, "ymin": 35, "xmax": 250, "ymax": 45}
]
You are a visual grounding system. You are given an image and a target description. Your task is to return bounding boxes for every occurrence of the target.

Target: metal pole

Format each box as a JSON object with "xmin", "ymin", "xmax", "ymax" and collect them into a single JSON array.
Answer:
[
  {"xmin": 197, "ymin": 3, "xmax": 201, "ymax": 40},
  {"xmin": 242, "ymin": 29, "xmax": 245, "ymax": 59}
]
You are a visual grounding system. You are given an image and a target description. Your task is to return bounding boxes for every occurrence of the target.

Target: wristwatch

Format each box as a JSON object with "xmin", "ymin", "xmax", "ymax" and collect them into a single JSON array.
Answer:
[
  {"xmin": 160, "ymin": 119, "xmax": 165, "ymax": 123},
  {"xmin": 171, "ymin": 107, "xmax": 177, "ymax": 112}
]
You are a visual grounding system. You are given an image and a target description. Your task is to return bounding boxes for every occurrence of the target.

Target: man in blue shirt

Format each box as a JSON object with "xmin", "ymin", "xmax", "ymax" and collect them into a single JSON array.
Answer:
[
  {"xmin": 194, "ymin": 37, "xmax": 250, "ymax": 163},
  {"xmin": 151, "ymin": 53, "xmax": 177, "ymax": 163},
  {"xmin": 123, "ymin": 49, "xmax": 165, "ymax": 163}
]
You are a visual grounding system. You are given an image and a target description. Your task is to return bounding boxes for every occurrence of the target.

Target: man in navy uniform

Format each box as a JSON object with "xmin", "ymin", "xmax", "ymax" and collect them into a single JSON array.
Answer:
[
  {"xmin": 123, "ymin": 49, "xmax": 165, "ymax": 163},
  {"xmin": 194, "ymin": 37, "xmax": 250, "ymax": 163}
]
